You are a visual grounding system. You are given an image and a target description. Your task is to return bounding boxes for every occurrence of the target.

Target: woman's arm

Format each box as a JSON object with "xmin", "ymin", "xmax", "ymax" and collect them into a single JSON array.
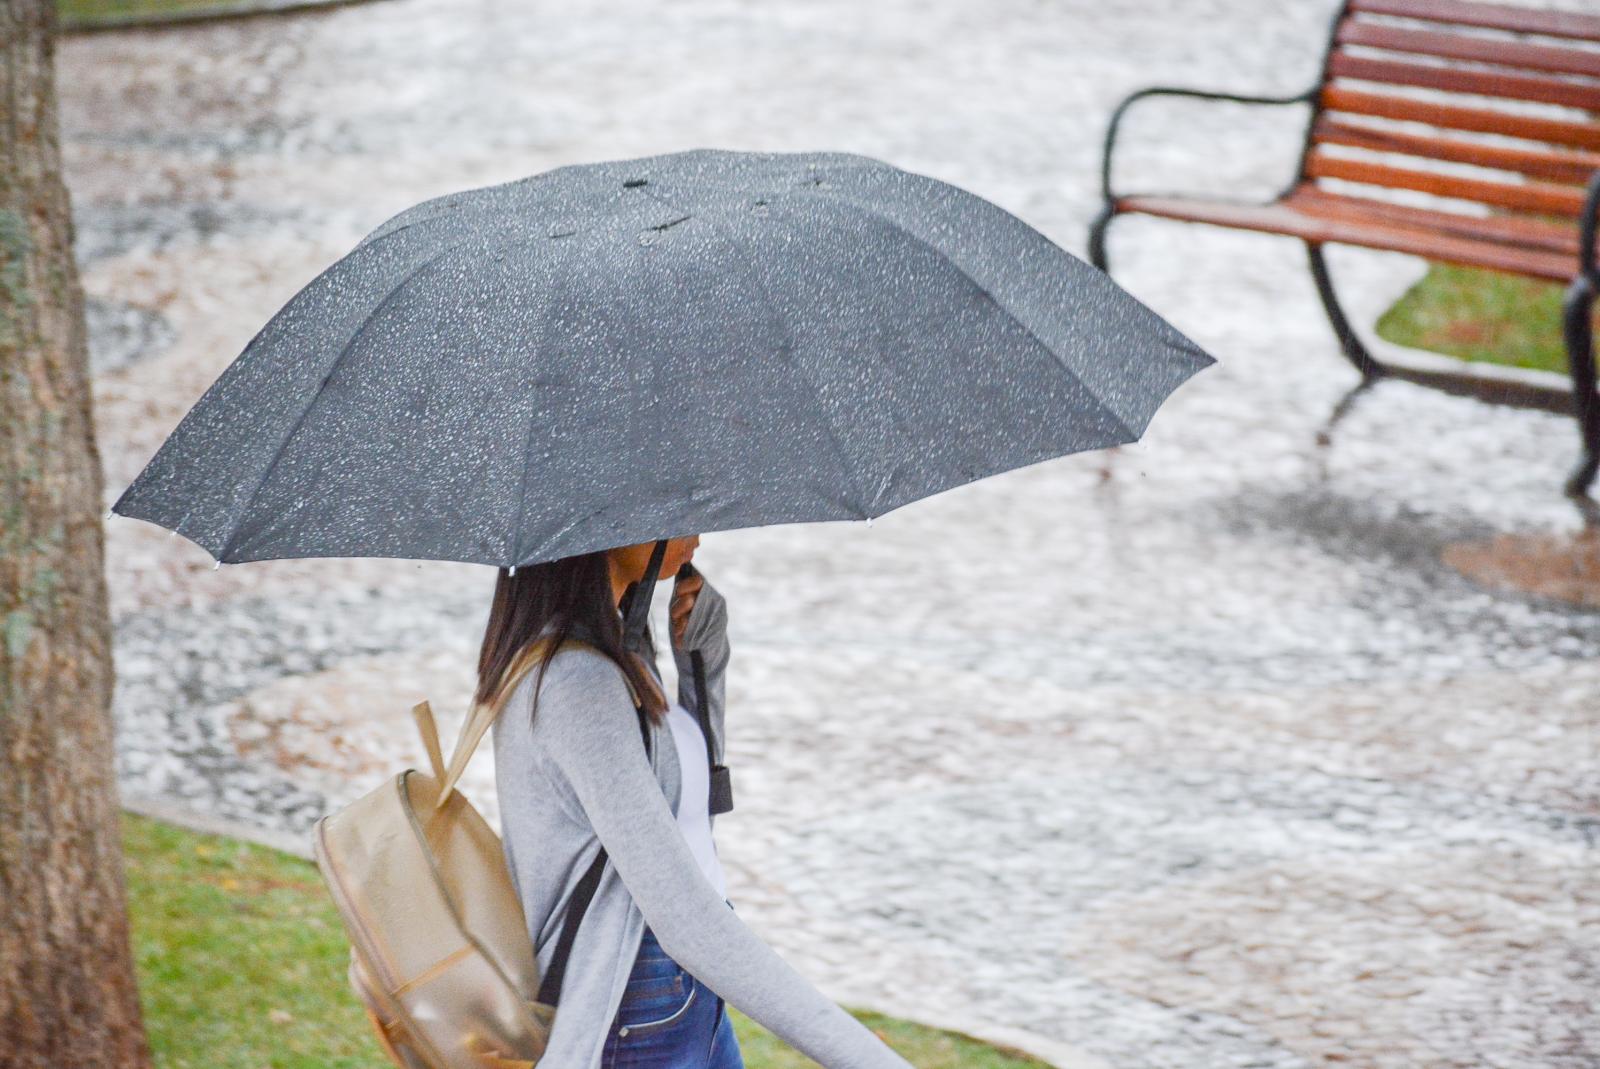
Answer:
[{"xmin": 526, "ymin": 646, "xmax": 914, "ymax": 1069}]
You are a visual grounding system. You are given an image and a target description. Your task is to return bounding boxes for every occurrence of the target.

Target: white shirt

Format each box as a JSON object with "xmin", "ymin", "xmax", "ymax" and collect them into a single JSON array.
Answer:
[{"xmin": 665, "ymin": 696, "xmax": 728, "ymax": 900}]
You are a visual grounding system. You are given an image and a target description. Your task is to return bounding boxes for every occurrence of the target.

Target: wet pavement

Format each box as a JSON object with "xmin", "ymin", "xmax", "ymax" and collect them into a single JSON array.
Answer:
[{"xmin": 60, "ymin": 1, "xmax": 1599, "ymax": 1067}]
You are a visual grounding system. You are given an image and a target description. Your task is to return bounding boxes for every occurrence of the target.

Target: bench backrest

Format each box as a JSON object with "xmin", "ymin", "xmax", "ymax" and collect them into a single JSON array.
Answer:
[{"xmin": 1302, "ymin": 0, "xmax": 1600, "ymax": 224}]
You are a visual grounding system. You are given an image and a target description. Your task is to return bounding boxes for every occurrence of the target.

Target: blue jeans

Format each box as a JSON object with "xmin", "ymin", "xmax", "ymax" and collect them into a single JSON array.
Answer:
[{"xmin": 601, "ymin": 904, "xmax": 745, "ymax": 1069}]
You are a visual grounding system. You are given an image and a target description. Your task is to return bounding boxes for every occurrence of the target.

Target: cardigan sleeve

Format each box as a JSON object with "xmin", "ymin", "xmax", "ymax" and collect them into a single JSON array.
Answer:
[
  {"xmin": 669, "ymin": 561, "xmax": 729, "ymax": 764},
  {"xmin": 527, "ymin": 645, "xmax": 915, "ymax": 1069}
]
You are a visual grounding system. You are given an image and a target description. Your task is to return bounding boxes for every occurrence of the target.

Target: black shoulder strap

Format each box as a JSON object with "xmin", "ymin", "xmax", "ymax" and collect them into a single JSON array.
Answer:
[{"xmin": 535, "ymin": 699, "xmax": 651, "ymax": 1008}]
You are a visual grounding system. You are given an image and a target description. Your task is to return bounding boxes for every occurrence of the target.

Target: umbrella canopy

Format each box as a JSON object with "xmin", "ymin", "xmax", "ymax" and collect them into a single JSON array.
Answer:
[{"xmin": 112, "ymin": 148, "xmax": 1215, "ymax": 569}]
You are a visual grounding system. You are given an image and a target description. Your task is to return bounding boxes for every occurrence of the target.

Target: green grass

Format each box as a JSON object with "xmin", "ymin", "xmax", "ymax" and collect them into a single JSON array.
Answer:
[
  {"xmin": 1373, "ymin": 260, "xmax": 1596, "ymax": 377},
  {"xmin": 123, "ymin": 812, "xmax": 377, "ymax": 1068},
  {"xmin": 122, "ymin": 811, "xmax": 1051, "ymax": 1068},
  {"xmin": 58, "ymin": 0, "xmax": 332, "ymax": 28}
]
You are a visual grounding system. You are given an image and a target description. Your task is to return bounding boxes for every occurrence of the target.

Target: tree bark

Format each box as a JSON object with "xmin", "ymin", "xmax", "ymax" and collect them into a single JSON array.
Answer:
[{"xmin": 0, "ymin": 0, "xmax": 153, "ymax": 1065}]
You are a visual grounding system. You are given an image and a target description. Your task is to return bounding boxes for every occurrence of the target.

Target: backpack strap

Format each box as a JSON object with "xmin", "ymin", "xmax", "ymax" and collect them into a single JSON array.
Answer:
[
  {"xmin": 428, "ymin": 634, "xmax": 643, "ymax": 813},
  {"xmin": 429, "ymin": 636, "xmax": 552, "ymax": 813}
]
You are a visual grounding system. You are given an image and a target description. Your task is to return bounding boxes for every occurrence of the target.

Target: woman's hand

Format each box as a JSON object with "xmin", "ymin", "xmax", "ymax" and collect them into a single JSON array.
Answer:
[{"xmin": 669, "ymin": 562, "xmax": 704, "ymax": 650}]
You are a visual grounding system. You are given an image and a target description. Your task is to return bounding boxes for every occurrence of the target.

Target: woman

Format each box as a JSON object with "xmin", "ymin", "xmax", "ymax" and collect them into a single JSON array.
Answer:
[{"xmin": 486, "ymin": 535, "xmax": 915, "ymax": 1069}]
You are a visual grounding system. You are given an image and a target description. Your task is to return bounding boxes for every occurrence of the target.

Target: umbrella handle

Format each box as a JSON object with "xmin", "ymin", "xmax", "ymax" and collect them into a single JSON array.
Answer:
[{"xmin": 619, "ymin": 538, "xmax": 670, "ymax": 650}]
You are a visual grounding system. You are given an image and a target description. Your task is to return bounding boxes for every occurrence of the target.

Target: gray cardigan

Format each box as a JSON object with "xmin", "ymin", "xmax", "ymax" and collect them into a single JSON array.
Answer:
[{"xmin": 491, "ymin": 571, "xmax": 914, "ymax": 1069}]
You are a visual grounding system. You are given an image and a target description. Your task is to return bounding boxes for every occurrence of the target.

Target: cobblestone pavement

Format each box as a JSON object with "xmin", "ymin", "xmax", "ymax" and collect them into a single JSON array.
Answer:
[{"xmin": 61, "ymin": 1, "xmax": 1598, "ymax": 1066}]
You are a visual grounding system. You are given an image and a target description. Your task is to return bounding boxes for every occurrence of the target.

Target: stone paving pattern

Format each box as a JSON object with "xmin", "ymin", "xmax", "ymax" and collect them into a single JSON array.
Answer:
[{"xmin": 61, "ymin": 0, "xmax": 1598, "ymax": 1066}]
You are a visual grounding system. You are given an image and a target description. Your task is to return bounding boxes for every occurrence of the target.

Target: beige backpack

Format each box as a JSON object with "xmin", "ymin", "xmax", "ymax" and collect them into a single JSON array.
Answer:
[{"xmin": 311, "ymin": 634, "xmax": 647, "ymax": 1069}]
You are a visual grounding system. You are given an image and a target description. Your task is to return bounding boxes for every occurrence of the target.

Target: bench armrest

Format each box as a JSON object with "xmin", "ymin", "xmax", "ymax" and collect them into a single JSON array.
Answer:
[{"xmin": 1097, "ymin": 84, "xmax": 1319, "ymax": 204}]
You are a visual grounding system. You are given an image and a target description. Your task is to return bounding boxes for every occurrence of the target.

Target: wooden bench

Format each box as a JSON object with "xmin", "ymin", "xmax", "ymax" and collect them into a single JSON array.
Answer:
[{"xmin": 1087, "ymin": 0, "xmax": 1600, "ymax": 496}]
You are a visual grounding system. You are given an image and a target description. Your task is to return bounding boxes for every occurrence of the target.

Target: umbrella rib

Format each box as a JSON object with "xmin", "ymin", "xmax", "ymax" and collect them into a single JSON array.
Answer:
[
  {"xmin": 215, "ymin": 241, "xmax": 476, "ymax": 563},
  {"xmin": 520, "ymin": 501, "xmax": 611, "ymax": 566},
  {"xmin": 799, "ymin": 185, "xmax": 1138, "ymax": 441},
  {"xmin": 505, "ymin": 248, "xmax": 567, "ymax": 570},
  {"xmin": 635, "ymin": 183, "xmax": 877, "ymax": 519}
]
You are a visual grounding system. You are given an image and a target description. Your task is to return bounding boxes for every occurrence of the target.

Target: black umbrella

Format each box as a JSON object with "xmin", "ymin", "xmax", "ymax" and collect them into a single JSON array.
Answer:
[{"xmin": 112, "ymin": 148, "xmax": 1214, "ymax": 580}]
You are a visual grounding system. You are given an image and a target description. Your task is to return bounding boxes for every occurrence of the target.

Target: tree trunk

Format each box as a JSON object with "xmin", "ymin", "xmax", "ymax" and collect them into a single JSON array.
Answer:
[{"xmin": 0, "ymin": 0, "xmax": 154, "ymax": 1064}]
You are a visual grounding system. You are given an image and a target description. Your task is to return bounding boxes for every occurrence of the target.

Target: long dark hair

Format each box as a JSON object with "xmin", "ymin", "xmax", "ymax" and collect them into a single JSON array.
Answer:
[{"xmin": 474, "ymin": 549, "xmax": 668, "ymax": 728}]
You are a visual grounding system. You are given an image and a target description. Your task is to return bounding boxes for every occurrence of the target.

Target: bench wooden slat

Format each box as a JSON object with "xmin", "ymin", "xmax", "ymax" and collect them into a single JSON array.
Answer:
[
  {"xmin": 1336, "ymin": 20, "xmax": 1600, "ymax": 78},
  {"xmin": 1312, "ymin": 116, "xmax": 1600, "ymax": 185},
  {"xmin": 1112, "ymin": 191, "xmax": 1577, "ymax": 280},
  {"xmin": 1287, "ymin": 184, "xmax": 1581, "ymax": 254},
  {"xmin": 1350, "ymin": 0, "xmax": 1600, "ymax": 42},
  {"xmin": 1306, "ymin": 149, "xmax": 1586, "ymax": 216},
  {"xmin": 1322, "ymin": 85, "xmax": 1600, "ymax": 150},
  {"xmin": 1328, "ymin": 52, "xmax": 1600, "ymax": 112}
]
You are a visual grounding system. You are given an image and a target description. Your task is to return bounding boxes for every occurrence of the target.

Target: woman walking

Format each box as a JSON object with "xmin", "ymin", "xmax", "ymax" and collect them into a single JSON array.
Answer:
[{"xmin": 486, "ymin": 535, "xmax": 915, "ymax": 1069}]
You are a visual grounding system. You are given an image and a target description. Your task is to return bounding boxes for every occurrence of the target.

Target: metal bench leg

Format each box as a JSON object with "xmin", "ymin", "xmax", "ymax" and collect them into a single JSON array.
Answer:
[
  {"xmin": 1562, "ymin": 273, "xmax": 1600, "ymax": 497},
  {"xmin": 1306, "ymin": 242, "xmax": 1385, "ymax": 382},
  {"xmin": 1088, "ymin": 203, "xmax": 1115, "ymax": 273},
  {"xmin": 1315, "ymin": 374, "xmax": 1381, "ymax": 449}
]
